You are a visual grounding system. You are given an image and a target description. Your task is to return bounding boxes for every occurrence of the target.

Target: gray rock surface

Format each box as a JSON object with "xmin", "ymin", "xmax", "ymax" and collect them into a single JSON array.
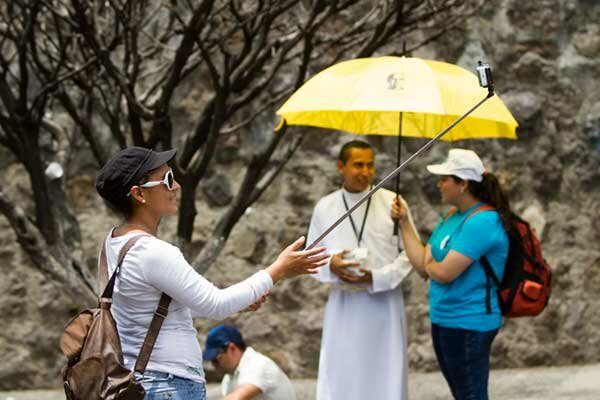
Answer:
[{"xmin": 201, "ymin": 173, "xmax": 234, "ymax": 207}]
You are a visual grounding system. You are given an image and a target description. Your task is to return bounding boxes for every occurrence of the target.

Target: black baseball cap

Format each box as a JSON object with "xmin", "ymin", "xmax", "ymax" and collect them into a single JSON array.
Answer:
[{"xmin": 96, "ymin": 146, "xmax": 176, "ymax": 205}]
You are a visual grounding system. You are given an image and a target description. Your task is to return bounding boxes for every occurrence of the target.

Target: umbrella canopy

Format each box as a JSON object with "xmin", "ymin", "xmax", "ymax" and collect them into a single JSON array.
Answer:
[{"xmin": 276, "ymin": 56, "xmax": 518, "ymax": 141}]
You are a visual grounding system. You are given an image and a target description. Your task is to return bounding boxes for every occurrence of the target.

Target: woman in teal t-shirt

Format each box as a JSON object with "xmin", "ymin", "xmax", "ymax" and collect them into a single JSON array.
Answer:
[{"xmin": 392, "ymin": 148, "xmax": 510, "ymax": 400}]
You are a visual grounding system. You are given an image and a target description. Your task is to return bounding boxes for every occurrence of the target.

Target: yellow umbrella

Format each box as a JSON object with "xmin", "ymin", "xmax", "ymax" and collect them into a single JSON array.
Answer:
[
  {"xmin": 276, "ymin": 56, "xmax": 518, "ymax": 140},
  {"xmin": 276, "ymin": 56, "xmax": 518, "ymax": 247}
]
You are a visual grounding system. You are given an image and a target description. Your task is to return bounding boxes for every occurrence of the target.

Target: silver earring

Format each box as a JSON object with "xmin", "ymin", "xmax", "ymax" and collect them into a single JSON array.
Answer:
[{"xmin": 142, "ymin": 199, "xmax": 146, "ymax": 204}]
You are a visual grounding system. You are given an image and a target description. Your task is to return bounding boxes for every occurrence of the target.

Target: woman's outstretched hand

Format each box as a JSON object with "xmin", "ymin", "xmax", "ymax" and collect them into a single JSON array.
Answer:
[{"xmin": 266, "ymin": 236, "xmax": 329, "ymax": 283}]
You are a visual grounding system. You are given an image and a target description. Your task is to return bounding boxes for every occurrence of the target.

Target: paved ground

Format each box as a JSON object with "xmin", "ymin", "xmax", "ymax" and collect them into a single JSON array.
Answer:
[{"xmin": 1, "ymin": 363, "xmax": 598, "ymax": 399}]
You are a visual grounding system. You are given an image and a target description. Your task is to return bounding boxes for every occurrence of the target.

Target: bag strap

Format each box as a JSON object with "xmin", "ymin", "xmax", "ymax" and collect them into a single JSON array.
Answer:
[
  {"xmin": 97, "ymin": 233, "xmax": 173, "ymax": 375},
  {"xmin": 441, "ymin": 204, "xmax": 495, "ymax": 247},
  {"xmin": 100, "ymin": 235, "xmax": 147, "ymax": 300},
  {"xmin": 442, "ymin": 207, "xmax": 458, "ymax": 223},
  {"xmin": 481, "ymin": 256, "xmax": 501, "ymax": 314},
  {"xmin": 134, "ymin": 292, "xmax": 172, "ymax": 374},
  {"xmin": 442, "ymin": 204, "xmax": 495, "ymax": 226},
  {"xmin": 98, "ymin": 242, "xmax": 109, "ymax": 293}
]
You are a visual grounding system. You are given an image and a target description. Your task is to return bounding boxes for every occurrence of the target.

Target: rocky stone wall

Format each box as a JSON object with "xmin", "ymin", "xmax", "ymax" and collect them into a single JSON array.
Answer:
[{"xmin": 0, "ymin": 0, "xmax": 599, "ymax": 389}]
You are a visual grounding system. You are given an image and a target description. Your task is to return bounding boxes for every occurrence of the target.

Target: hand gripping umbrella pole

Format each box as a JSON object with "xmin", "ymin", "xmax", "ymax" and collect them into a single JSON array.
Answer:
[{"xmin": 306, "ymin": 88, "xmax": 496, "ymax": 250}]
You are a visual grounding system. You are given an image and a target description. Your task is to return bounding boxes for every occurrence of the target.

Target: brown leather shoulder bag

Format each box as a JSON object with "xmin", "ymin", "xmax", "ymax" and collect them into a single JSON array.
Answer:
[{"xmin": 60, "ymin": 235, "xmax": 171, "ymax": 400}]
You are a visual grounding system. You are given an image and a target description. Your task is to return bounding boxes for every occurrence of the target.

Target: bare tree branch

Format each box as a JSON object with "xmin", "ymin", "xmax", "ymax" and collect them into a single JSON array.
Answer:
[
  {"xmin": 70, "ymin": 0, "xmax": 153, "ymax": 121},
  {"xmin": 147, "ymin": 0, "xmax": 216, "ymax": 149},
  {"xmin": 0, "ymin": 0, "xmax": 484, "ymax": 297}
]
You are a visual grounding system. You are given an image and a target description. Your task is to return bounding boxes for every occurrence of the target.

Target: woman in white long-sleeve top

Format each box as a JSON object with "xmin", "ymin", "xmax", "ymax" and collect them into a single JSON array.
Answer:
[{"xmin": 95, "ymin": 147, "xmax": 328, "ymax": 400}]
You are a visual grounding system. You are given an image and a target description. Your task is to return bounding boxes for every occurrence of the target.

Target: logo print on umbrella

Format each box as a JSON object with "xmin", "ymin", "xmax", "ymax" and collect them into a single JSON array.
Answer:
[{"xmin": 387, "ymin": 73, "xmax": 405, "ymax": 90}]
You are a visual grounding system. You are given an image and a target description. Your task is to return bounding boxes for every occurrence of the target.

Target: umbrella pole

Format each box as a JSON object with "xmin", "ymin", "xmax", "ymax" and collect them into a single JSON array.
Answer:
[
  {"xmin": 393, "ymin": 112, "xmax": 402, "ymax": 237},
  {"xmin": 307, "ymin": 91, "xmax": 495, "ymax": 249}
]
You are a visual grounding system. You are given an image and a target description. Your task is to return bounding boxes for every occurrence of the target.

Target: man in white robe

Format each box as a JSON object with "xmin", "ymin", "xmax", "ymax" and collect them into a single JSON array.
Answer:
[{"xmin": 307, "ymin": 140, "xmax": 414, "ymax": 400}]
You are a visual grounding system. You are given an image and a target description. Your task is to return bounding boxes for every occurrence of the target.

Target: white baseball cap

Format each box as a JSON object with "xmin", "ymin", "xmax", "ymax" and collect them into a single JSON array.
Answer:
[{"xmin": 426, "ymin": 149, "xmax": 485, "ymax": 182}]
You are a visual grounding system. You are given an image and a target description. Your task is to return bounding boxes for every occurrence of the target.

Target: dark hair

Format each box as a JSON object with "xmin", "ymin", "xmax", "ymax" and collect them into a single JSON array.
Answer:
[
  {"xmin": 338, "ymin": 140, "xmax": 373, "ymax": 164},
  {"xmin": 230, "ymin": 338, "xmax": 247, "ymax": 351},
  {"xmin": 104, "ymin": 170, "xmax": 153, "ymax": 218},
  {"xmin": 452, "ymin": 172, "xmax": 513, "ymax": 231}
]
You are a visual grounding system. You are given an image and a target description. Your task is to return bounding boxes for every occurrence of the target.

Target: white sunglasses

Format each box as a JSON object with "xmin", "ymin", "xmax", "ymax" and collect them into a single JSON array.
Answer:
[{"xmin": 128, "ymin": 169, "xmax": 175, "ymax": 196}]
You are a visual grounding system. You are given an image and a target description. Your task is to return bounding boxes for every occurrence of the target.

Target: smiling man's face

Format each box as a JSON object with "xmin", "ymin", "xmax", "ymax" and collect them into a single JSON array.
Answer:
[{"xmin": 337, "ymin": 147, "xmax": 375, "ymax": 193}]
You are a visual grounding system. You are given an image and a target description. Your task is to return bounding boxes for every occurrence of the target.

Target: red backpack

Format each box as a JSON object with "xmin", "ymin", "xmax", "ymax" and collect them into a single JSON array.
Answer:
[{"xmin": 444, "ymin": 205, "xmax": 552, "ymax": 318}]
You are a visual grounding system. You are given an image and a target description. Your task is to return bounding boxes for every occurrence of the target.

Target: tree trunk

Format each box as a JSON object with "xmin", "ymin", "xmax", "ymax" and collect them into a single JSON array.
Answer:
[
  {"xmin": 0, "ymin": 190, "xmax": 96, "ymax": 306},
  {"xmin": 177, "ymin": 174, "xmax": 198, "ymax": 242},
  {"xmin": 22, "ymin": 126, "xmax": 58, "ymax": 245},
  {"xmin": 192, "ymin": 235, "xmax": 226, "ymax": 274}
]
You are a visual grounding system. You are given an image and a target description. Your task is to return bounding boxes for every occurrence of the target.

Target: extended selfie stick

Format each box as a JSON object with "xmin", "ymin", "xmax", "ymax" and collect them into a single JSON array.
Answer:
[{"xmin": 306, "ymin": 62, "xmax": 496, "ymax": 249}]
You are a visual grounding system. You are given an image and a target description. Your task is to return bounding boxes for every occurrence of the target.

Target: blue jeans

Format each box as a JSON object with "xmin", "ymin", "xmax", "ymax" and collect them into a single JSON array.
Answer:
[
  {"xmin": 136, "ymin": 370, "xmax": 207, "ymax": 400},
  {"xmin": 431, "ymin": 323, "xmax": 499, "ymax": 400}
]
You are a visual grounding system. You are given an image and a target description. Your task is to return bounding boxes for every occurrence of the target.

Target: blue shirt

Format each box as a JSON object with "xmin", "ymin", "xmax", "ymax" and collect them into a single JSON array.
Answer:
[{"xmin": 427, "ymin": 203, "xmax": 509, "ymax": 331}]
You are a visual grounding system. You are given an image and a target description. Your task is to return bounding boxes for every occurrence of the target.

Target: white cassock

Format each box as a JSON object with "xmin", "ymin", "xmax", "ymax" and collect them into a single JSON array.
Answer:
[{"xmin": 308, "ymin": 187, "xmax": 413, "ymax": 400}]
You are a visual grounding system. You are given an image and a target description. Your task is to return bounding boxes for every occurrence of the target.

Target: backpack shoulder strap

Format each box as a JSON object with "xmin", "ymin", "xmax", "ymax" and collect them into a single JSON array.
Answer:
[
  {"xmin": 444, "ymin": 204, "xmax": 496, "ymax": 243},
  {"xmin": 442, "ymin": 207, "xmax": 458, "ymax": 223},
  {"xmin": 99, "ymin": 234, "xmax": 148, "ymax": 301},
  {"xmin": 134, "ymin": 293, "xmax": 172, "ymax": 374},
  {"xmin": 98, "ymin": 241, "xmax": 109, "ymax": 293},
  {"xmin": 480, "ymin": 256, "xmax": 501, "ymax": 314},
  {"xmin": 466, "ymin": 204, "xmax": 495, "ymax": 221},
  {"xmin": 442, "ymin": 204, "xmax": 495, "ymax": 225},
  {"xmin": 476, "ymin": 205, "xmax": 509, "ymax": 314}
]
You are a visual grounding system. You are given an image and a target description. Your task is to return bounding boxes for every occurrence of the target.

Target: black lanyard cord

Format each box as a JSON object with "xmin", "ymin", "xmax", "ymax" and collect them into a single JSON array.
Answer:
[{"xmin": 341, "ymin": 188, "xmax": 372, "ymax": 247}]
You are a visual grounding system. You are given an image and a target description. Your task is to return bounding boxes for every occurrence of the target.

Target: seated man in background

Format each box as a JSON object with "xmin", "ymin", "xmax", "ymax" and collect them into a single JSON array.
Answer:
[{"xmin": 203, "ymin": 325, "xmax": 296, "ymax": 400}]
